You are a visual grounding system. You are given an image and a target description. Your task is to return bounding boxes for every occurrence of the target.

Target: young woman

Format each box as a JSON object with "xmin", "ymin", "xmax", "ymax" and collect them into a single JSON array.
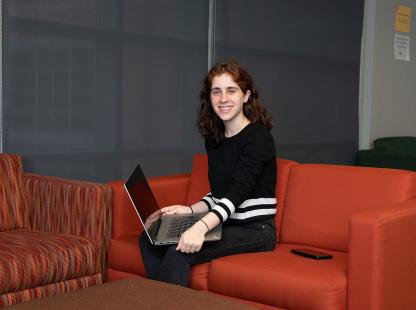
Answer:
[{"xmin": 139, "ymin": 59, "xmax": 277, "ymax": 286}]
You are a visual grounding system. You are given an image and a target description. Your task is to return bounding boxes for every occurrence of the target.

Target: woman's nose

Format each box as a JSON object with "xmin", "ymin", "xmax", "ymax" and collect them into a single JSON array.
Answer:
[{"xmin": 220, "ymin": 92, "xmax": 228, "ymax": 102}]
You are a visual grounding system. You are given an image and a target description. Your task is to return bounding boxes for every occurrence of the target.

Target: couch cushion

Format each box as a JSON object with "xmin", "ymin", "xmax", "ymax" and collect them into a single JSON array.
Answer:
[
  {"xmin": 109, "ymin": 233, "xmax": 146, "ymax": 277},
  {"xmin": 281, "ymin": 164, "xmax": 416, "ymax": 251},
  {"xmin": 0, "ymin": 154, "xmax": 30, "ymax": 231},
  {"xmin": 274, "ymin": 159, "xmax": 297, "ymax": 240},
  {"xmin": 208, "ymin": 244, "xmax": 347, "ymax": 310},
  {"xmin": 187, "ymin": 154, "xmax": 210, "ymax": 206},
  {"xmin": 0, "ymin": 229, "xmax": 100, "ymax": 295}
]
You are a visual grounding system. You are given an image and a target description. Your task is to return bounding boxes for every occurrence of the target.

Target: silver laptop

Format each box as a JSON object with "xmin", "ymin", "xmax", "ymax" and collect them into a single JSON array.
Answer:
[{"xmin": 124, "ymin": 163, "xmax": 222, "ymax": 246}]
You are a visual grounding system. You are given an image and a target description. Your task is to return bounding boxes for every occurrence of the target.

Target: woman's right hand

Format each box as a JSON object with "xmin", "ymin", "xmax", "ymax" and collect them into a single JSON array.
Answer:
[{"xmin": 160, "ymin": 205, "xmax": 192, "ymax": 215}]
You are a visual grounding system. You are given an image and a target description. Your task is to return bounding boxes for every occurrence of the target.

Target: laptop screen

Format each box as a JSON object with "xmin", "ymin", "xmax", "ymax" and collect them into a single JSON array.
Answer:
[{"xmin": 124, "ymin": 164, "xmax": 161, "ymax": 225}]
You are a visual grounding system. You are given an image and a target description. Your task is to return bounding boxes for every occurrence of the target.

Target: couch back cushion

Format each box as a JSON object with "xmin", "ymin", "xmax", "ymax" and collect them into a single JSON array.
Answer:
[
  {"xmin": 274, "ymin": 159, "xmax": 298, "ymax": 239},
  {"xmin": 187, "ymin": 154, "xmax": 210, "ymax": 206},
  {"xmin": 280, "ymin": 164, "xmax": 416, "ymax": 252},
  {"xmin": 0, "ymin": 154, "xmax": 30, "ymax": 231},
  {"xmin": 186, "ymin": 154, "xmax": 296, "ymax": 239}
]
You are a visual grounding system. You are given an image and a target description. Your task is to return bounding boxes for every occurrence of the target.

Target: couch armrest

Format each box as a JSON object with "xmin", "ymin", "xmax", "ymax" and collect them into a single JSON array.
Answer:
[
  {"xmin": 348, "ymin": 199, "xmax": 416, "ymax": 310},
  {"xmin": 108, "ymin": 174, "xmax": 190, "ymax": 238},
  {"xmin": 23, "ymin": 173, "xmax": 112, "ymax": 276}
]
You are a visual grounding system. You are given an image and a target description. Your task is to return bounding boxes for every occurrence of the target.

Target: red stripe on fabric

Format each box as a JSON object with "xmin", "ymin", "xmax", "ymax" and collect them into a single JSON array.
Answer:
[
  {"xmin": 0, "ymin": 230, "xmax": 100, "ymax": 295},
  {"xmin": 0, "ymin": 274, "xmax": 102, "ymax": 307},
  {"xmin": 0, "ymin": 154, "xmax": 30, "ymax": 231}
]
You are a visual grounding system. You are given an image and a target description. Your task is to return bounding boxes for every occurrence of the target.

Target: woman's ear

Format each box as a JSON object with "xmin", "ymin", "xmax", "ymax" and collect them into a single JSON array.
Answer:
[{"xmin": 243, "ymin": 90, "xmax": 251, "ymax": 103}]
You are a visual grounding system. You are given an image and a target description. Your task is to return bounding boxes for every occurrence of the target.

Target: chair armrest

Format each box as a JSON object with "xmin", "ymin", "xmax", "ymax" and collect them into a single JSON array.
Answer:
[
  {"xmin": 23, "ymin": 173, "xmax": 112, "ymax": 276},
  {"xmin": 357, "ymin": 149, "xmax": 416, "ymax": 171},
  {"xmin": 348, "ymin": 199, "xmax": 416, "ymax": 310},
  {"xmin": 108, "ymin": 174, "xmax": 190, "ymax": 238}
]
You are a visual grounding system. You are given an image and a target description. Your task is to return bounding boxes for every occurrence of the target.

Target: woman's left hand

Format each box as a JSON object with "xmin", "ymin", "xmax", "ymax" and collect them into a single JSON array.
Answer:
[
  {"xmin": 176, "ymin": 221, "xmax": 208, "ymax": 253},
  {"xmin": 161, "ymin": 205, "xmax": 191, "ymax": 215}
]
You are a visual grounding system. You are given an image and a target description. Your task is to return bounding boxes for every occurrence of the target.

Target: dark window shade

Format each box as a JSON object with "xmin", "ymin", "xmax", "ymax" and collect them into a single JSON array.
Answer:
[
  {"xmin": 3, "ymin": 0, "xmax": 363, "ymax": 182},
  {"xmin": 3, "ymin": 0, "xmax": 208, "ymax": 181},
  {"xmin": 215, "ymin": 0, "xmax": 364, "ymax": 164}
]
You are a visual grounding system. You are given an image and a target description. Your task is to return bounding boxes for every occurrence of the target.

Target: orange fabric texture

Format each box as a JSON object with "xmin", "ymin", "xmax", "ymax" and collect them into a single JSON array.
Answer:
[
  {"xmin": 148, "ymin": 174, "xmax": 190, "ymax": 208},
  {"xmin": 107, "ymin": 268, "xmax": 141, "ymax": 282},
  {"xmin": 24, "ymin": 173, "xmax": 112, "ymax": 275},
  {"xmin": 186, "ymin": 154, "xmax": 210, "ymax": 205},
  {"xmin": 109, "ymin": 180, "xmax": 142, "ymax": 238},
  {"xmin": 109, "ymin": 234, "xmax": 146, "ymax": 276},
  {"xmin": 274, "ymin": 159, "xmax": 298, "ymax": 241},
  {"xmin": 0, "ymin": 274, "xmax": 101, "ymax": 307},
  {"xmin": 208, "ymin": 244, "xmax": 347, "ymax": 310},
  {"xmin": 348, "ymin": 199, "xmax": 416, "ymax": 310},
  {"xmin": 281, "ymin": 164, "xmax": 415, "ymax": 251},
  {"xmin": 189, "ymin": 263, "xmax": 210, "ymax": 291},
  {"xmin": 0, "ymin": 229, "xmax": 100, "ymax": 295},
  {"xmin": 0, "ymin": 154, "xmax": 30, "ymax": 231},
  {"xmin": 0, "ymin": 154, "xmax": 112, "ymax": 307}
]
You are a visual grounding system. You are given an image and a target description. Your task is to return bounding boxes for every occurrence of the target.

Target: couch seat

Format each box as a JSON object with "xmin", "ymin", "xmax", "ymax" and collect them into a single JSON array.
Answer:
[
  {"xmin": 208, "ymin": 244, "xmax": 347, "ymax": 310},
  {"xmin": 0, "ymin": 229, "xmax": 100, "ymax": 294}
]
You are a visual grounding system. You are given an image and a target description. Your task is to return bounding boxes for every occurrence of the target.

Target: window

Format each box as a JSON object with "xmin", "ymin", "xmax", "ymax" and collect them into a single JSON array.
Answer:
[{"xmin": 2, "ymin": 0, "xmax": 363, "ymax": 181}]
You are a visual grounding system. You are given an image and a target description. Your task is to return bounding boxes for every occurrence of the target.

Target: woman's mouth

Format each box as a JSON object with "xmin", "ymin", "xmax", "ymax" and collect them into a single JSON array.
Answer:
[{"xmin": 218, "ymin": 105, "xmax": 232, "ymax": 113}]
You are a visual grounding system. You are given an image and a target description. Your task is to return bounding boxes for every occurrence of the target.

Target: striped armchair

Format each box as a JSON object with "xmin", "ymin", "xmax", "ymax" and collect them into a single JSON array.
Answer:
[{"xmin": 0, "ymin": 154, "xmax": 112, "ymax": 307}]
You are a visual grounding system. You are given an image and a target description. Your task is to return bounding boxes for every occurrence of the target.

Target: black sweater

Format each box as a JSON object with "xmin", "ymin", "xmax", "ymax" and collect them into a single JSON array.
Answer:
[{"xmin": 201, "ymin": 122, "xmax": 277, "ymax": 223}]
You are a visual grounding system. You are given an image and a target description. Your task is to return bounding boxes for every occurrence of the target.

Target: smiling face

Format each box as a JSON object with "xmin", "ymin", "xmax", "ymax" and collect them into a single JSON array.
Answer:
[{"xmin": 210, "ymin": 73, "xmax": 251, "ymax": 127}]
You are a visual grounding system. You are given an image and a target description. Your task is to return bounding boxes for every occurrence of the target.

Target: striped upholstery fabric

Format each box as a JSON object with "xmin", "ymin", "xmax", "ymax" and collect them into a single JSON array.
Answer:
[
  {"xmin": 0, "ymin": 153, "xmax": 111, "ymax": 307},
  {"xmin": 0, "ymin": 229, "xmax": 100, "ymax": 295},
  {"xmin": 24, "ymin": 173, "xmax": 112, "ymax": 278},
  {"xmin": 0, "ymin": 154, "xmax": 30, "ymax": 231},
  {"xmin": 0, "ymin": 274, "xmax": 101, "ymax": 307}
]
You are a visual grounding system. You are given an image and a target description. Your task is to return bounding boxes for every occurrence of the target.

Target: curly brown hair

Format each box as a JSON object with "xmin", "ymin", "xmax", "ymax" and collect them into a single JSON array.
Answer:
[{"xmin": 197, "ymin": 59, "xmax": 273, "ymax": 144}]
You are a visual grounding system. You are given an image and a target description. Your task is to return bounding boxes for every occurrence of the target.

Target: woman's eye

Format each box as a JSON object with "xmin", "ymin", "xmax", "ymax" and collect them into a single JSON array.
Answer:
[
  {"xmin": 227, "ymin": 89, "xmax": 236, "ymax": 95},
  {"xmin": 211, "ymin": 90, "xmax": 220, "ymax": 96}
]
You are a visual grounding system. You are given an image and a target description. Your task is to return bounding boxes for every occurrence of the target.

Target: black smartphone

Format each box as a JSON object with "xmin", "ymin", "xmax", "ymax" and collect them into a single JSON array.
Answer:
[{"xmin": 291, "ymin": 248, "xmax": 333, "ymax": 260}]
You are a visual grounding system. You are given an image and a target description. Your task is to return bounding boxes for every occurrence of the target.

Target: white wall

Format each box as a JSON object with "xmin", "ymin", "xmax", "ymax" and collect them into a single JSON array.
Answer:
[{"xmin": 360, "ymin": 0, "xmax": 416, "ymax": 149}]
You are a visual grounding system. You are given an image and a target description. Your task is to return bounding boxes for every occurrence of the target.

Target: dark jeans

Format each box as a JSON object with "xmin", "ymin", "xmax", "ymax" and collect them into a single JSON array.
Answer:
[{"xmin": 139, "ymin": 218, "xmax": 276, "ymax": 287}]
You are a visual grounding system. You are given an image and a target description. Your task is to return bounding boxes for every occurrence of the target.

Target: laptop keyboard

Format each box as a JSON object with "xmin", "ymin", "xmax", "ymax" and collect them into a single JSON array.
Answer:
[{"xmin": 166, "ymin": 215, "xmax": 201, "ymax": 238}]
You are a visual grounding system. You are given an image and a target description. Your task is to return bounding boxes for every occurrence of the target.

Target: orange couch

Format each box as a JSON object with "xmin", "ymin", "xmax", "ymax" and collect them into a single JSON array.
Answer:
[{"xmin": 107, "ymin": 154, "xmax": 416, "ymax": 310}]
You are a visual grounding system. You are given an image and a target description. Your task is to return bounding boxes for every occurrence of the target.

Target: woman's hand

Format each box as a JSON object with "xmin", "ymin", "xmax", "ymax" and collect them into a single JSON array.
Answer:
[
  {"xmin": 160, "ymin": 205, "xmax": 192, "ymax": 215},
  {"xmin": 176, "ymin": 221, "xmax": 208, "ymax": 253}
]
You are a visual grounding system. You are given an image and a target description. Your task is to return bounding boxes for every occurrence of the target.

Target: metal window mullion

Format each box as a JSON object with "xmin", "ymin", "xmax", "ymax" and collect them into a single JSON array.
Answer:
[{"xmin": 208, "ymin": 0, "xmax": 216, "ymax": 70}]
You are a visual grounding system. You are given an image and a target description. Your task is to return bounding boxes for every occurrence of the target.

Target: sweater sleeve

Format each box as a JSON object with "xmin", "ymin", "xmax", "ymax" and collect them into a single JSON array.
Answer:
[{"xmin": 210, "ymin": 128, "xmax": 276, "ymax": 223}]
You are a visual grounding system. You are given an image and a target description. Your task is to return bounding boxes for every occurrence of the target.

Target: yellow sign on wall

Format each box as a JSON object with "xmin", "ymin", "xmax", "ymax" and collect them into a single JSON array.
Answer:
[{"xmin": 395, "ymin": 5, "xmax": 412, "ymax": 33}]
